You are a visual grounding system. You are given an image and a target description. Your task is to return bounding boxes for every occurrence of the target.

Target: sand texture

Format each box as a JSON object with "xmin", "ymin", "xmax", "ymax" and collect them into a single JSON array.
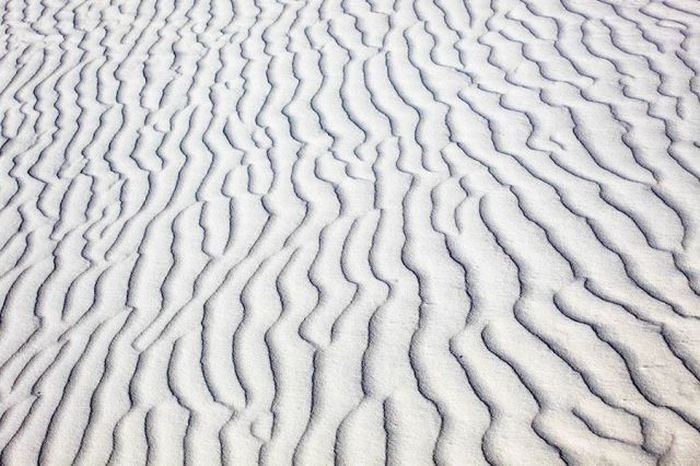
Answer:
[{"xmin": 1, "ymin": 0, "xmax": 700, "ymax": 464}]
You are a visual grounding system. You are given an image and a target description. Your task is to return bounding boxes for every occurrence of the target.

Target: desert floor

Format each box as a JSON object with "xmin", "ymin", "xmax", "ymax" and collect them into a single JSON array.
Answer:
[{"xmin": 1, "ymin": 0, "xmax": 700, "ymax": 464}]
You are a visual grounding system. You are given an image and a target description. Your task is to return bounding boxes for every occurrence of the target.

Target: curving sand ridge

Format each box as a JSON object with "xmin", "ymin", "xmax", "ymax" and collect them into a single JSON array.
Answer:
[{"xmin": 1, "ymin": 0, "xmax": 700, "ymax": 464}]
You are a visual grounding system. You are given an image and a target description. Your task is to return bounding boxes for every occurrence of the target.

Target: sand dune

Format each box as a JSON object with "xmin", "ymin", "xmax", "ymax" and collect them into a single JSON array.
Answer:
[{"xmin": 1, "ymin": 0, "xmax": 700, "ymax": 464}]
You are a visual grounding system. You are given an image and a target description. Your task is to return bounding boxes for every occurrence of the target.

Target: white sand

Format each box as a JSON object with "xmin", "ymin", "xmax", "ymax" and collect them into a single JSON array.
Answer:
[{"xmin": 1, "ymin": 0, "xmax": 700, "ymax": 464}]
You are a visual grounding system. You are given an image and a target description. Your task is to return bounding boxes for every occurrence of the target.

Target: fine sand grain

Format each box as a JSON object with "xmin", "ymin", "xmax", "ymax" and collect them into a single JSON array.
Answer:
[{"xmin": 1, "ymin": 0, "xmax": 700, "ymax": 464}]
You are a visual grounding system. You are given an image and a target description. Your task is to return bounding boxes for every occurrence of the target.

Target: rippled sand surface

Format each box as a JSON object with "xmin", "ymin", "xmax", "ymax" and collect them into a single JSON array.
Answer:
[{"xmin": 1, "ymin": 0, "xmax": 700, "ymax": 464}]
